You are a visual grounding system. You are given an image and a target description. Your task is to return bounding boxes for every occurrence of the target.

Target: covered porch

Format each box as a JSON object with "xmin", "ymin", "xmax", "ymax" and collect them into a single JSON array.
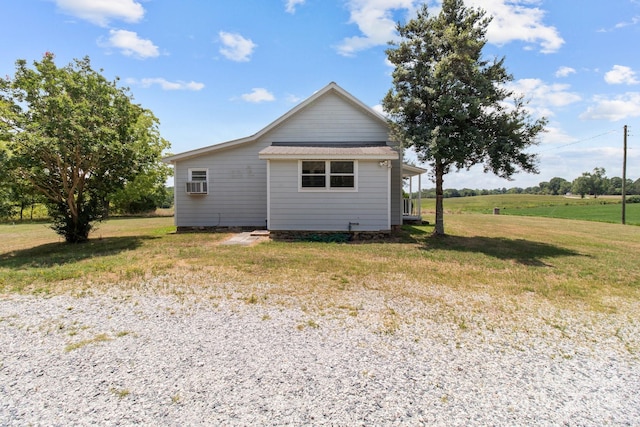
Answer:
[{"xmin": 402, "ymin": 164, "xmax": 428, "ymax": 224}]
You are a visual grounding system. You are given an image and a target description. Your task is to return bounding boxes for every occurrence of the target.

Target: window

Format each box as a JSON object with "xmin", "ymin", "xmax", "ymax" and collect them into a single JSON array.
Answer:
[
  {"xmin": 186, "ymin": 168, "xmax": 208, "ymax": 194},
  {"xmin": 190, "ymin": 169, "xmax": 207, "ymax": 182},
  {"xmin": 330, "ymin": 161, "xmax": 354, "ymax": 188},
  {"xmin": 300, "ymin": 161, "xmax": 356, "ymax": 191},
  {"xmin": 301, "ymin": 161, "xmax": 326, "ymax": 188}
]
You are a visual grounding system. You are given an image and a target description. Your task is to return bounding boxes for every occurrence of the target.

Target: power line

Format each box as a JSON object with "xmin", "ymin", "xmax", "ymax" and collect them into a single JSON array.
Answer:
[{"xmin": 539, "ymin": 129, "xmax": 619, "ymax": 152}]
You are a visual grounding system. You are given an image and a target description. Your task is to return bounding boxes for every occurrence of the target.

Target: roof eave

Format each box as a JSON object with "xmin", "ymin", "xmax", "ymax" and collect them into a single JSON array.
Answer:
[
  {"xmin": 402, "ymin": 163, "xmax": 429, "ymax": 177},
  {"xmin": 162, "ymin": 136, "xmax": 255, "ymax": 163},
  {"xmin": 259, "ymin": 153, "xmax": 399, "ymax": 160}
]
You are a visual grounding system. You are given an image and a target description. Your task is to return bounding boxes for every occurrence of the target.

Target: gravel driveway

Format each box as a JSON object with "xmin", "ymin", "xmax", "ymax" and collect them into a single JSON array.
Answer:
[{"xmin": 1, "ymin": 290, "xmax": 638, "ymax": 426}]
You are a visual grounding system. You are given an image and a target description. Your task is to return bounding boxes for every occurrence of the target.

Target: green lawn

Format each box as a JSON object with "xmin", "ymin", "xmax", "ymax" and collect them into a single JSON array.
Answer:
[
  {"xmin": 1, "ymin": 214, "xmax": 638, "ymax": 311},
  {"xmin": 420, "ymin": 194, "xmax": 638, "ymax": 225},
  {"xmin": 504, "ymin": 203, "xmax": 639, "ymax": 225}
]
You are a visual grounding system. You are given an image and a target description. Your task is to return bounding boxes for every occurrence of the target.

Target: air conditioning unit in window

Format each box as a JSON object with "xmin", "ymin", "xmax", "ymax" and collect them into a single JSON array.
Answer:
[{"xmin": 186, "ymin": 181, "xmax": 208, "ymax": 194}]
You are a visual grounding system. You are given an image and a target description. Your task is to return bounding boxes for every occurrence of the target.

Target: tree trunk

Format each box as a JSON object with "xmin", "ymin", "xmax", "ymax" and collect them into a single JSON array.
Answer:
[{"xmin": 434, "ymin": 160, "xmax": 445, "ymax": 236}]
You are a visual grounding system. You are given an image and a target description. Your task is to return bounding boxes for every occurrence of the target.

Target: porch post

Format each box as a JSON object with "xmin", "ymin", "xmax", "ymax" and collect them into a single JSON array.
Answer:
[
  {"xmin": 409, "ymin": 175, "xmax": 413, "ymax": 215},
  {"xmin": 417, "ymin": 173, "xmax": 422, "ymax": 219}
]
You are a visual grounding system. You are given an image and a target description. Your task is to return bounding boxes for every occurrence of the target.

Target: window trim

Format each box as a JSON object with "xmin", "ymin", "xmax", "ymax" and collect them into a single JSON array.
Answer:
[{"xmin": 298, "ymin": 160, "xmax": 358, "ymax": 192}]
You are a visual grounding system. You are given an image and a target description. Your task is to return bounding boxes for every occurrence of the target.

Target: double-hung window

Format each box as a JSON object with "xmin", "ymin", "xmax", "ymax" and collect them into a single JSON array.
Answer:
[
  {"xmin": 300, "ymin": 160, "xmax": 356, "ymax": 191},
  {"xmin": 186, "ymin": 168, "xmax": 208, "ymax": 194},
  {"xmin": 330, "ymin": 161, "xmax": 355, "ymax": 188}
]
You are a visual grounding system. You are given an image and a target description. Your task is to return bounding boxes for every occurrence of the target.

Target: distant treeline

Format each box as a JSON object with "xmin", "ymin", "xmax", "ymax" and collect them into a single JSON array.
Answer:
[{"xmin": 411, "ymin": 169, "xmax": 640, "ymax": 199}]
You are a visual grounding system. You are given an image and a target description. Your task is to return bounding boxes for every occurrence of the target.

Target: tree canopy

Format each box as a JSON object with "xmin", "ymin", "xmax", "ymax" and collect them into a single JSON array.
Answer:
[
  {"xmin": 571, "ymin": 167, "xmax": 608, "ymax": 199},
  {"xmin": 383, "ymin": 0, "xmax": 546, "ymax": 235},
  {"xmin": 0, "ymin": 53, "xmax": 170, "ymax": 242}
]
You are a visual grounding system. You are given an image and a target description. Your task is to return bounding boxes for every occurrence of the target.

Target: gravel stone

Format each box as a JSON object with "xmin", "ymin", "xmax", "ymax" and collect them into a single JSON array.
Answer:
[{"xmin": 1, "ymin": 291, "xmax": 638, "ymax": 426}]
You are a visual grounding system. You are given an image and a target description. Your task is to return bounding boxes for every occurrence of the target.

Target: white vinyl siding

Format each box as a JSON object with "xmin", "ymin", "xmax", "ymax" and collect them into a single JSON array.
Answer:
[
  {"xmin": 262, "ymin": 91, "xmax": 402, "ymax": 226},
  {"xmin": 268, "ymin": 160, "xmax": 389, "ymax": 231},
  {"xmin": 174, "ymin": 140, "xmax": 269, "ymax": 228},
  {"xmin": 172, "ymin": 88, "xmax": 402, "ymax": 229},
  {"xmin": 265, "ymin": 91, "xmax": 389, "ymax": 143}
]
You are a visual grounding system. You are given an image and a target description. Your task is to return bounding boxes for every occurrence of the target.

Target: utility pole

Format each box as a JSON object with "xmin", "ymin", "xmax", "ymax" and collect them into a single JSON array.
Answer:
[{"xmin": 622, "ymin": 124, "xmax": 627, "ymax": 225}]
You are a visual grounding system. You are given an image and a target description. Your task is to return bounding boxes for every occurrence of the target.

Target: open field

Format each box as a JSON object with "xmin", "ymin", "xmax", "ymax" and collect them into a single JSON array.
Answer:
[{"xmin": 420, "ymin": 194, "xmax": 639, "ymax": 225}]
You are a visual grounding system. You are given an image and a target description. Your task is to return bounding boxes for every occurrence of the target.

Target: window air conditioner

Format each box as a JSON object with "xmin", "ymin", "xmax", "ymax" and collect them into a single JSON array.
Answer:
[{"xmin": 186, "ymin": 181, "xmax": 208, "ymax": 194}]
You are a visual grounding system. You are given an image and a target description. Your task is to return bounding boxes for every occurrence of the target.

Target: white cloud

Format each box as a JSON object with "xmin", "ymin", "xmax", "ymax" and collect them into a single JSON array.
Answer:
[
  {"xmin": 580, "ymin": 92, "xmax": 640, "ymax": 121},
  {"xmin": 613, "ymin": 15, "xmax": 640, "ymax": 29},
  {"xmin": 285, "ymin": 94, "xmax": 302, "ymax": 103},
  {"xmin": 219, "ymin": 31, "xmax": 257, "ymax": 62},
  {"xmin": 467, "ymin": 0, "xmax": 564, "ymax": 53},
  {"xmin": 285, "ymin": 0, "xmax": 306, "ymax": 14},
  {"xmin": 337, "ymin": 0, "xmax": 414, "ymax": 57},
  {"xmin": 337, "ymin": 0, "xmax": 563, "ymax": 57},
  {"xmin": 555, "ymin": 66, "xmax": 576, "ymax": 78},
  {"xmin": 604, "ymin": 65, "xmax": 639, "ymax": 85},
  {"xmin": 54, "ymin": 0, "xmax": 144, "ymax": 26},
  {"xmin": 102, "ymin": 29, "xmax": 159, "ymax": 58},
  {"xmin": 127, "ymin": 78, "xmax": 205, "ymax": 91},
  {"xmin": 540, "ymin": 125, "xmax": 577, "ymax": 145},
  {"xmin": 506, "ymin": 78, "xmax": 581, "ymax": 118},
  {"xmin": 372, "ymin": 104, "xmax": 389, "ymax": 117},
  {"xmin": 241, "ymin": 88, "xmax": 275, "ymax": 103}
]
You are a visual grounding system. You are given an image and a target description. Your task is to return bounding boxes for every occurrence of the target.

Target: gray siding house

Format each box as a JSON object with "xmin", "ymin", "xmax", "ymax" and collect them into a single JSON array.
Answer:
[{"xmin": 163, "ymin": 82, "xmax": 425, "ymax": 234}]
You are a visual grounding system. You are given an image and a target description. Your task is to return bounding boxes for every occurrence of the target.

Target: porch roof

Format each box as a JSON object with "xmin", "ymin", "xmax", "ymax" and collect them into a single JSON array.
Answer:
[{"xmin": 402, "ymin": 164, "xmax": 428, "ymax": 177}]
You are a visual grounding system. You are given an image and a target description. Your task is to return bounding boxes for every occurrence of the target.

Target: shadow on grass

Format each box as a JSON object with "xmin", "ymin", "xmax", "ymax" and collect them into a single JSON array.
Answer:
[
  {"xmin": 403, "ymin": 226, "xmax": 583, "ymax": 267},
  {"xmin": 399, "ymin": 224, "xmax": 434, "ymax": 243},
  {"xmin": 0, "ymin": 236, "xmax": 156, "ymax": 269},
  {"xmin": 425, "ymin": 236, "xmax": 584, "ymax": 266}
]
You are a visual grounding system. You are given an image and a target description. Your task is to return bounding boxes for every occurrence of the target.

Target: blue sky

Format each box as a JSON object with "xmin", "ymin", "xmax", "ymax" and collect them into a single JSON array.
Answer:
[{"xmin": 2, "ymin": 0, "xmax": 640, "ymax": 189}]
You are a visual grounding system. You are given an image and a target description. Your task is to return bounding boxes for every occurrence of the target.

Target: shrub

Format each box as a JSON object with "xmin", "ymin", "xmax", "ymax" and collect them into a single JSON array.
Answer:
[{"xmin": 626, "ymin": 196, "xmax": 640, "ymax": 204}]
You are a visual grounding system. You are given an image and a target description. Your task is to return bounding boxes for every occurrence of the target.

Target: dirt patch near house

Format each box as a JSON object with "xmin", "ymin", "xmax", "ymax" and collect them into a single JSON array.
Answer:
[{"xmin": 218, "ymin": 231, "xmax": 270, "ymax": 246}]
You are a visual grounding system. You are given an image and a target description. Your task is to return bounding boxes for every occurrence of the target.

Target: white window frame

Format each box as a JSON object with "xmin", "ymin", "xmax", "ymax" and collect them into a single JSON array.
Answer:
[
  {"xmin": 298, "ymin": 160, "xmax": 358, "ymax": 192},
  {"xmin": 186, "ymin": 168, "xmax": 209, "ymax": 195}
]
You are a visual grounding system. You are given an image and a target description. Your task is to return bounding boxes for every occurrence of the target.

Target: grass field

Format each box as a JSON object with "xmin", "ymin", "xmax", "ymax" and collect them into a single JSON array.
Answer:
[
  {"xmin": 420, "ymin": 194, "xmax": 639, "ymax": 225},
  {"xmin": 1, "ymin": 213, "xmax": 638, "ymax": 321}
]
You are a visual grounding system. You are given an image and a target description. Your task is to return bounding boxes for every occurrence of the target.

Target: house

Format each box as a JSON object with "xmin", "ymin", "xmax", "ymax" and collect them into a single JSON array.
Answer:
[{"xmin": 163, "ymin": 82, "xmax": 426, "ymax": 238}]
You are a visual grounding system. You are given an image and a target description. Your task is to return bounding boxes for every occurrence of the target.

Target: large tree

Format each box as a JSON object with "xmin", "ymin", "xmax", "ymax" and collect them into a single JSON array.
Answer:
[
  {"xmin": 0, "ymin": 53, "xmax": 169, "ymax": 242},
  {"xmin": 572, "ymin": 167, "xmax": 608, "ymax": 199},
  {"xmin": 548, "ymin": 177, "xmax": 572, "ymax": 196},
  {"xmin": 383, "ymin": 0, "xmax": 546, "ymax": 235}
]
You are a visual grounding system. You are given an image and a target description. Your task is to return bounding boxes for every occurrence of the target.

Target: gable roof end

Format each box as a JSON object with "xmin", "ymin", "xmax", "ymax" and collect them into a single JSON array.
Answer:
[{"xmin": 163, "ymin": 82, "xmax": 390, "ymax": 164}]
